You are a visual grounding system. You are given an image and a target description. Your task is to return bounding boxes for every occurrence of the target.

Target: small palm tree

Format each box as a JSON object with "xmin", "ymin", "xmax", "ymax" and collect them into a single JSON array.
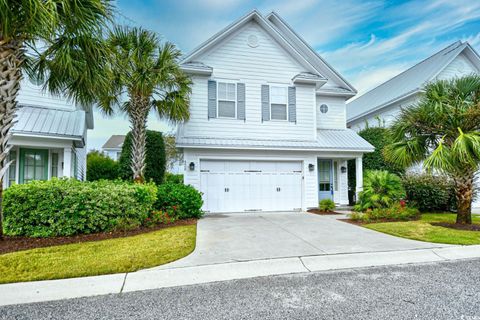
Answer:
[
  {"xmin": 0, "ymin": 0, "xmax": 112, "ymax": 239},
  {"xmin": 98, "ymin": 26, "xmax": 191, "ymax": 182},
  {"xmin": 384, "ymin": 75, "xmax": 480, "ymax": 224},
  {"xmin": 355, "ymin": 170, "xmax": 405, "ymax": 211}
]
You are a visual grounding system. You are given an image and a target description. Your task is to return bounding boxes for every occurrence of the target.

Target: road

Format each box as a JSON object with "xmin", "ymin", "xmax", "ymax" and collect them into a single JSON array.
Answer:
[{"xmin": 2, "ymin": 259, "xmax": 480, "ymax": 320}]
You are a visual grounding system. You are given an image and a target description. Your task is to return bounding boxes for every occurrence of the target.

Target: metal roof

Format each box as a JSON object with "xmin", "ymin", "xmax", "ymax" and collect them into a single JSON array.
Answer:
[
  {"xmin": 13, "ymin": 105, "xmax": 85, "ymax": 140},
  {"xmin": 347, "ymin": 41, "xmax": 471, "ymax": 122},
  {"xmin": 177, "ymin": 129, "xmax": 374, "ymax": 152},
  {"xmin": 102, "ymin": 135, "xmax": 126, "ymax": 149}
]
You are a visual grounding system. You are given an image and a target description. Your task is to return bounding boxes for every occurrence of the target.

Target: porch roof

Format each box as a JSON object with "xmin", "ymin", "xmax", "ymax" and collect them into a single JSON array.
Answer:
[{"xmin": 177, "ymin": 129, "xmax": 374, "ymax": 152}]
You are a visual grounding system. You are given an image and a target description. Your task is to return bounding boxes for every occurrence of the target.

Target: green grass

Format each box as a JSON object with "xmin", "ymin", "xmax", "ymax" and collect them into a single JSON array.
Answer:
[
  {"xmin": 365, "ymin": 213, "xmax": 480, "ymax": 245},
  {"xmin": 0, "ymin": 224, "xmax": 196, "ymax": 284}
]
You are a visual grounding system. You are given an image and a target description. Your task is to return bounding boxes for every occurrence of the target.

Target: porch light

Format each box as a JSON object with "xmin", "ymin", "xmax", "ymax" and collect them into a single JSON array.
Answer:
[
  {"xmin": 308, "ymin": 164, "xmax": 315, "ymax": 171},
  {"xmin": 341, "ymin": 166, "xmax": 347, "ymax": 173},
  {"xmin": 189, "ymin": 162, "xmax": 195, "ymax": 171}
]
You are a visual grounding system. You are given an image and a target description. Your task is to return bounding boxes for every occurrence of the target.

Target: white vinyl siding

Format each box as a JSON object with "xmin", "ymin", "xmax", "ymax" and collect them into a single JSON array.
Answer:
[
  {"xmin": 437, "ymin": 53, "xmax": 480, "ymax": 81},
  {"xmin": 270, "ymin": 86, "xmax": 288, "ymax": 121},
  {"xmin": 217, "ymin": 82, "xmax": 236, "ymax": 118},
  {"xmin": 316, "ymin": 96, "xmax": 347, "ymax": 130}
]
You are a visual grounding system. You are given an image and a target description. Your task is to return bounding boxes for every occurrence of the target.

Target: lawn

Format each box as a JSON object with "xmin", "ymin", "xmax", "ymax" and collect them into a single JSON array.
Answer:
[
  {"xmin": 0, "ymin": 224, "xmax": 196, "ymax": 284},
  {"xmin": 365, "ymin": 213, "xmax": 480, "ymax": 245}
]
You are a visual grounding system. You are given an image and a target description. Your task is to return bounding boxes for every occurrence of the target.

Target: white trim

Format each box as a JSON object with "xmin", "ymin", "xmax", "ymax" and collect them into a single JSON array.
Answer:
[
  {"xmin": 12, "ymin": 132, "xmax": 83, "ymax": 141},
  {"xmin": 178, "ymin": 144, "xmax": 372, "ymax": 154}
]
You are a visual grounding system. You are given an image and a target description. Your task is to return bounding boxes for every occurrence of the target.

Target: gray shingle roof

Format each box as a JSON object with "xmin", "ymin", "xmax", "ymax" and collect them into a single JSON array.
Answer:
[
  {"xmin": 177, "ymin": 129, "xmax": 374, "ymax": 152},
  {"xmin": 347, "ymin": 41, "xmax": 469, "ymax": 121},
  {"xmin": 13, "ymin": 105, "xmax": 85, "ymax": 139},
  {"xmin": 102, "ymin": 135, "xmax": 126, "ymax": 149}
]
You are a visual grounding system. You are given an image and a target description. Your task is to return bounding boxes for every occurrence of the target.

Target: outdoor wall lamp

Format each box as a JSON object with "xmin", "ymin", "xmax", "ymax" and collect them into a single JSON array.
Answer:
[
  {"xmin": 341, "ymin": 166, "xmax": 347, "ymax": 173},
  {"xmin": 308, "ymin": 164, "xmax": 315, "ymax": 171},
  {"xmin": 189, "ymin": 162, "xmax": 195, "ymax": 171}
]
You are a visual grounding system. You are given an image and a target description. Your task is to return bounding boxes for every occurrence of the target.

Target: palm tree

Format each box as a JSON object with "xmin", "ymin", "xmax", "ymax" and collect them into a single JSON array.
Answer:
[
  {"xmin": 0, "ymin": 0, "xmax": 112, "ymax": 239},
  {"xmin": 98, "ymin": 26, "xmax": 191, "ymax": 182},
  {"xmin": 384, "ymin": 75, "xmax": 480, "ymax": 224}
]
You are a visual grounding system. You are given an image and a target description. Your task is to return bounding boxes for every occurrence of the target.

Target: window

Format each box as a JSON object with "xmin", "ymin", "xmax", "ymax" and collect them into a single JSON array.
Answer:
[
  {"xmin": 270, "ymin": 86, "xmax": 288, "ymax": 120},
  {"xmin": 8, "ymin": 151, "xmax": 16, "ymax": 187},
  {"xmin": 20, "ymin": 149, "xmax": 48, "ymax": 183},
  {"xmin": 217, "ymin": 82, "xmax": 236, "ymax": 118},
  {"xmin": 320, "ymin": 104, "xmax": 329, "ymax": 114},
  {"xmin": 333, "ymin": 161, "xmax": 338, "ymax": 192},
  {"xmin": 51, "ymin": 153, "xmax": 59, "ymax": 178}
]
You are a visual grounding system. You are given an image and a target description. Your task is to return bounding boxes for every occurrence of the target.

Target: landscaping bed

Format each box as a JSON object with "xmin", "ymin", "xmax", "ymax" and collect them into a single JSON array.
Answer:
[
  {"xmin": 0, "ymin": 219, "xmax": 196, "ymax": 255},
  {"xmin": 307, "ymin": 209, "xmax": 343, "ymax": 215}
]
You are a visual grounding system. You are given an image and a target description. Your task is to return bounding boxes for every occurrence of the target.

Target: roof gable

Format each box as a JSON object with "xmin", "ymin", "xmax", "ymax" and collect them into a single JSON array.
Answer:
[{"xmin": 347, "ymin": 41, "xmax": 480, "ymax": 122}]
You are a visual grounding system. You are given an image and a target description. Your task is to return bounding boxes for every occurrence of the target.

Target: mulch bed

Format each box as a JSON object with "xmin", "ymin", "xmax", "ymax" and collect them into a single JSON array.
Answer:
[
  {"xmin": 0, "ymin": 219, "xmax": 197, "ymax": 255},
  {"xmin": 307, "ymin": 209, "xmax": 343, "ymax": 215},
  {"xmin": 431, "ymin": 222, "xmax": 480, "ymax": 231},
  {"xmin": 339, "ymin": 217, "xmax": 420, "ymax": 226}
]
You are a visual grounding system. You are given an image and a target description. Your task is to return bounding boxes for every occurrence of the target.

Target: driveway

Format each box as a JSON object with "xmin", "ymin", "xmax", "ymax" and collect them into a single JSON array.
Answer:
[{"xmin": 159, "ymin": 212, "xmax": 447, "ymax": 269}]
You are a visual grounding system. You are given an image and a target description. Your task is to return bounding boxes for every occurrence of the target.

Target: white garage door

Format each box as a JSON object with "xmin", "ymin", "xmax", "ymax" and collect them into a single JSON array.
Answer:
[{"xmin": 200, "ymin": 160, "xmax": 302, "ymax": 213}]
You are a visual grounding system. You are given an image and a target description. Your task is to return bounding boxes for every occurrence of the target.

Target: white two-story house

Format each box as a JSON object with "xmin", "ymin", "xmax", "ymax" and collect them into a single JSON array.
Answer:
[
  {"xmin": 176, "ymin": 10, "xmax": 373, "ymax": 213},
  {"xmin": 5, "ymin": 79, "xmax": 93, "ymax": 188}
]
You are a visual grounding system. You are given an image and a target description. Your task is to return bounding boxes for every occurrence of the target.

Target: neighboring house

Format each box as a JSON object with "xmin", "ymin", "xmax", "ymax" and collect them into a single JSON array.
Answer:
[
  {"xmin": 347, "ymin": 41, "xmax": 480, "ymax": 131},
  {"xmin": 346, "ymin": 41, "xmax": 480, "ymax": 206},
  {"xmin": 6, "ymin": 80, "xmax": 93, "ymax": 188},
  {"xmin": 102, "ymin": 135, "xmax": 125, "ymax": 161},
  {"xmin": 176, "ymin": 10, "xmax": 374, "ymax": 213}
]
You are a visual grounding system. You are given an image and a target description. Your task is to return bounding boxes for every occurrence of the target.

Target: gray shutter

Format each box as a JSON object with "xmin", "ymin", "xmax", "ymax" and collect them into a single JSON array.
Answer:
[
  {"xmin": 261, "ymin": 85, "xmax": 270, "ymax": 122},
  {"xmin": 208, "ymin": 80, "xmax": 217, "ymax": 119},
  {"xmin": 288, "ymin": 86, "xmax": 296, "ymax": 123},
  {"xmin": 237, "ymin": 83, "xmax": 246, "ymax": 121}
]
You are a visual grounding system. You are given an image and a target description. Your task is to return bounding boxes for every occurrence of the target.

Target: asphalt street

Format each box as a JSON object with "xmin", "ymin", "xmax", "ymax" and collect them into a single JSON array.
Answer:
[{"xmin": 2, "ymin": 258, "xmax": 480, "ymax": 320}]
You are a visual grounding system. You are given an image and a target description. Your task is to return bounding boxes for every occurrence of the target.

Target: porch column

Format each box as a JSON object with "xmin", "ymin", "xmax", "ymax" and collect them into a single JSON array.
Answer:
[
  {"xmin": 355, "ymin": 156, "xmax": 363, "ymax": 200},
  {"xmin": 63, "ymin": 148, "xmax": 72, "ymax": 178}
]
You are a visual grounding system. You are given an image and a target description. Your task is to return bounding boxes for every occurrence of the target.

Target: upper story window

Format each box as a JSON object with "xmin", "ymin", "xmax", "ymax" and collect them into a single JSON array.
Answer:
[
  {"xmin": 270, "ymin": 86, "xmax": 288, "ymax": 120},
  {"xmin": 217, "ymin": 82, "xmax": 236, "ymax": 118},
  {"xmin": 320, "ymin": 104, "xmax": 329, "ymax": 114}
]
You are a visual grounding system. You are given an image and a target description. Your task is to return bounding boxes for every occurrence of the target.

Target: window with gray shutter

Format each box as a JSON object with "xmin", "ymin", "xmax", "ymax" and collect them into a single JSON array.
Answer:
[
  {"xmin": 288, "ymin": 86, "xmax": 296, "ymax": 123},
  {"xmin": 270, "ymin": 86, "xmax": 288, "ymax": 121},
  {"xmin": 208, "ymin": 80, "xmax": 217, "ymax": 119},
  {"xmin": 261, "ymin": 85, "xmax": 270, "ymax": 121},
  {"xmin": 237, "ymin": 83, "xmax": 246, "ymax": 121}
]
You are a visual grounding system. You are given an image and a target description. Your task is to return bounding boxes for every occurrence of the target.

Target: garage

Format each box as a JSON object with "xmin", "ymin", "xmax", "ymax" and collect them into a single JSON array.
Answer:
[{"xmin": 200, "ymin": 160, "xmax": 303, "ymax": 213}]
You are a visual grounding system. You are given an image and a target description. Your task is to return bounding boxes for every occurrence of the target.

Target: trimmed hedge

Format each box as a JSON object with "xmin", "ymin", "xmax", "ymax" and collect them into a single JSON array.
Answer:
[
  {"xmin": 4, "ymin": 179, "xmax": 157, "ymax": 237},
  {"xmin": 350, "ymin": 203, "xmax": 419, "ymax": 223},
  {"xmin": 155, "ymin": 183, "xmax": 204, "ymax": 219},
  {"xmin": 119, "ymin": 130, "xmax": 166, "ymax": 185},
  {"xmin": 86, "ymin": 150, "xmax": 119, "ymax": 181},
  {"xmin": 402, "ymin": 174, "xmax": 456, "ymax": 212}
]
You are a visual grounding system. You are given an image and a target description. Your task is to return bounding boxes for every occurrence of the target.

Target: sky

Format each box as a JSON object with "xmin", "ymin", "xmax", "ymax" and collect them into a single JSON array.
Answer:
[{"xmin": 88, "ymin": 0, "xmax": 480, "ymax": 150}]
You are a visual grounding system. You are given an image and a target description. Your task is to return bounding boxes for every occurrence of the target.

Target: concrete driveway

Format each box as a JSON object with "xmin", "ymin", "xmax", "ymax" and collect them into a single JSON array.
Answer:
[{"xmin": 159, "ymin": 212, "xmax": 447, "ymax": 269}]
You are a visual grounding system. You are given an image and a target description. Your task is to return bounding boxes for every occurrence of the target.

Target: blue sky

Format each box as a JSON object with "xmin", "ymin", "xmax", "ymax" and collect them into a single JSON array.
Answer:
[{"xmin": 89, "ymin": 0, "xmax": 480, "ymax": 149}]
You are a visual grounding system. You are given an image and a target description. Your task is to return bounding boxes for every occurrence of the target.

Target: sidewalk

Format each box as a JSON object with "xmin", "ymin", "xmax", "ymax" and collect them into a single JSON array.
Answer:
[{"xmin": 1, "ymin": 245, "xmax": 480, "ymax": 307}]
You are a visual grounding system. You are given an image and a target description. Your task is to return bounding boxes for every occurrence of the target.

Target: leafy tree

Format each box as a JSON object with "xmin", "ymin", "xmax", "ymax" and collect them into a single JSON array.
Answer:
[
  {"xmin": 118, "ymin": 130, "xmax": 166, "ymax": 185},
  {"xmin": 97, "ymin": 26, "xmax": 191, "ymax": 182},
  {"xmin": 86, "ymin": 150, "xmax": 119, "ymax": 181},
  {"xmin": 384, "ymin": 75, "xmax": 480, "ymax": 224},
  {"xmin": 0, "ymin": 0, "xmax": 112, "ymax": 239}
]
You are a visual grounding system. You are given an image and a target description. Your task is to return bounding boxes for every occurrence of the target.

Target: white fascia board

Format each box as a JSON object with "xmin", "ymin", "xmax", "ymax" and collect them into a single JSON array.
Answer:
[
  {"xmin": 316, "ymin": 89, "xmax": 356, "ymax": 98},
  {"xmin": 177, "ymin": 144, "xmax": 374, "ymax": 153}
]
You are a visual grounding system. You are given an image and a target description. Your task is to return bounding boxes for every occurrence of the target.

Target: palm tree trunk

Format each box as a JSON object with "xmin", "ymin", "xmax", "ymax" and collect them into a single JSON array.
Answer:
[
  {"xmin": 0, "ymin": 39, "xmax": 24, "ymax": 239},
  {"xmin": 454, "ymin": 173, "xmax": 474, "ymax": 224},
  {"xmin": 129, "ymin": 99, "xmax": 149, "ymax": 183}
]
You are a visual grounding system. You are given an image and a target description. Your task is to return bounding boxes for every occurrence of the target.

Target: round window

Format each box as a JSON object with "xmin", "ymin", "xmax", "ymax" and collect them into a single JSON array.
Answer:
[{"xmin": 320, "ymin": 104, "xmax": 329, "ymax": 113}]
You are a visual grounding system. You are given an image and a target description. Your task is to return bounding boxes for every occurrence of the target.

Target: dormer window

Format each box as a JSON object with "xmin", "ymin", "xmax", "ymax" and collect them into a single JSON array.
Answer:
[
  {"xmin": 270, "ymin": 86, "xmax": 288, "ymax": 120},
  {"xmin": 217, "ymin": 82, "xmax": 236, "ymax": 118}
]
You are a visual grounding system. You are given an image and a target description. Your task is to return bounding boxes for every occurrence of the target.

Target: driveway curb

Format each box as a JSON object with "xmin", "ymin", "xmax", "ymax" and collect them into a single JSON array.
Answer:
[{"xmin": 1, "ymin": 245, "xmax": 479, "ymax": 306}]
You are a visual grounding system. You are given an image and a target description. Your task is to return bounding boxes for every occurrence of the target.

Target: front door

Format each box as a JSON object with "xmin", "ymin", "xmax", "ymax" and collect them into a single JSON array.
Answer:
[{"xmin": 318, "ymin": 159, "xmax": 333, "ymax": 201}]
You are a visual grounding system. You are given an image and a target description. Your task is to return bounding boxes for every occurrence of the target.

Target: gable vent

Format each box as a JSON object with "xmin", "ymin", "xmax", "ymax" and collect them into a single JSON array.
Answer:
[{"xmin": 247, "ymin": 34, "xmax": 259, "ymax": 48}]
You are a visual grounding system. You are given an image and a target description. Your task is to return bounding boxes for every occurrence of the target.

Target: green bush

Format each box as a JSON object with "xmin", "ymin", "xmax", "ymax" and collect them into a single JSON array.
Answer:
[
  {"xmin": 350, "ymin": 203, "xmax": 419, "ymax": 223},
  {"xmin": 355, "ymin": 170, "xmax": 405, "ymax": 211},
  {"xmin": 319, "ymin": 199, "xmax": 335, "ymax": 212},
  {"xmin": 155, "ymin": 183, "xmax": 204, "ymax": 219},
  {"xmin": 118, "ymin": 130, "xmax": 166, "ymax": 185},
  {"xmin": 402, "ymin": 174, "xmax": 456, "ymax": 212},
  {"xmin": 86, "ymin": 150, "xmax": 119, "ymax": 181},
  {"xmin": 164, "ymin": 173, "xmax": 184, "ymax": 184},
  {"xmin": 3, "ymin": 179, "xmax": 157, "ymax": 237}
]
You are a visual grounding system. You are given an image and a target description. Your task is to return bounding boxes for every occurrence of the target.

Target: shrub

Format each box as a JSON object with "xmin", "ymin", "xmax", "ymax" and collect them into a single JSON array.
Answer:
[
  {"xmin": 3, "ymin": 179, "xmax": 157, "ymax": 237},
  {"xmin": 355, "ymin": 170, "xmax": 405, "ymax": 211},
  {"xmin": 350, "ymin": 203, "xmax": 419, "ymax": 223},
  {"xmin": 402, "ymin": 174, "xmax": 456, "ymax": 212},
  {"xmin": 319, "ymin": 199, "xmax": 335, "ymax": 212},
  {"xmin": 164, "ymin": 173, "xmax": 184, "ymax": 184},
  {"xmin": 155, "ymin": 183, "xmax": 204, "ymax": 219},
  {"xmin": 86, "ymin": 150, "xmax": 119, "ymax": 181},
  {"xmin": 118, "ymin": 130, "xmax": 166, "ymax": 184}
]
